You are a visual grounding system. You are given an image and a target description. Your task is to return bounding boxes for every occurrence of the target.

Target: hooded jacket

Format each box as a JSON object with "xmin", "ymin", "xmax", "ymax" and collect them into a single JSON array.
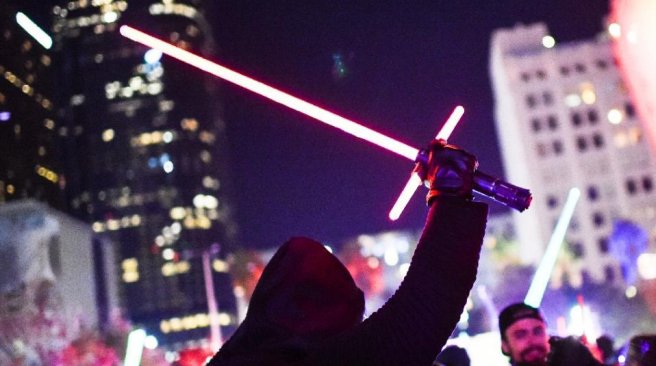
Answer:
[{"xmin": 209, "ymin": 196, "xmax": 488, "ymax": 366}]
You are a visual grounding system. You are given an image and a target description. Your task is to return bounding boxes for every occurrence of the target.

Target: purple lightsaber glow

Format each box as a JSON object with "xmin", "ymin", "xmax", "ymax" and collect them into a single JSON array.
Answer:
[{"xmin": 120, "ymin": 26, "xmax": 531, "ymax": 216}]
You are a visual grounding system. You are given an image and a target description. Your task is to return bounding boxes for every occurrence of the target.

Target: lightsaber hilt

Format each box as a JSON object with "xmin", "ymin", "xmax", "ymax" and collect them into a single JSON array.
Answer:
[{"xmin": 415, "ymin": 149, "xmax": 532, "ymax": 212}]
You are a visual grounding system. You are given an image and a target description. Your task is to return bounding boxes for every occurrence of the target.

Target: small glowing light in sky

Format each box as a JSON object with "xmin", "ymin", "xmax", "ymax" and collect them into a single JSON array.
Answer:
[
  {"xmin": 15, "ymin": 12, "xmax": 52, "ymax": 49},
  {"xmin": 145, "ymin": 49, "xmax": 163, "ymax": 64},
  {"xmin": 608, "ymin": 108, "xmax": 624, "ymax": 124},
  {"xmin": 542, "ymin": 35, "xmax": 556, "ymax": 48},
  {"xmin": 608, "ymin": 22, "xmax": 622, "ymax": 38}
]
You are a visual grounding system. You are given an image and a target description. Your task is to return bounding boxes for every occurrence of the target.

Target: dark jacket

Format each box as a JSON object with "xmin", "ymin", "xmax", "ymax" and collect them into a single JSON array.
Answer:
[{"xmin": 208, "ymin": 196, "xmax": 488, "ymax": 366}]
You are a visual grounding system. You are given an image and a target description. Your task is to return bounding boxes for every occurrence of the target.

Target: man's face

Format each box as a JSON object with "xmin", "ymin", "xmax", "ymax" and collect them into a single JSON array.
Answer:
[{"xmin": 501, "ymin": 318, "xmax": 550, "ymax": 366}]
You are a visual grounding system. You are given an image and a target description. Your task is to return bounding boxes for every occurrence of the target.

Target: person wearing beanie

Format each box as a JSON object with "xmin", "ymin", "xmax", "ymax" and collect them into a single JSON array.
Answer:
[
  {"xmin": 498, "ymin": 303, "xmax": 550, "ymax": 366},
  {"xmin": 498, "ymin": 302, "xmax": 602, "ymax": 366}
]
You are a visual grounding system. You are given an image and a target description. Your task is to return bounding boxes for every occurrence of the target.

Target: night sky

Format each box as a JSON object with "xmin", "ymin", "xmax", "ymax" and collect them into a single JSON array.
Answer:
[{"xmin": 23, "ymin": 1, "xmax": 611, "ymax": 249}]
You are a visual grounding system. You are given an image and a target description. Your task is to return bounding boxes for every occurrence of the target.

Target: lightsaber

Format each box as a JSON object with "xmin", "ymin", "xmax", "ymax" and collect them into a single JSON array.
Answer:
[
  {"xmin": 389, "ymin": 106, "xmax": 464, "ymax": 220},
  {"xmin": 120, "ymin": 26, "xmax": 531, "ymax": 214},
  {"xmin": 120, "ymin": 26, "xmax": 417, "ymax": 161},
  {"xmin": 524, "ymin": 187, "xmax": 581, "ymax": 308}
]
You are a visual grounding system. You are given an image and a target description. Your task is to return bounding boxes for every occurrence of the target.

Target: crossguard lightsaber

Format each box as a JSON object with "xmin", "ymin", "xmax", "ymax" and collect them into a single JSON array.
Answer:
[{"xmin": 120, "ymin": 26, "xmax": 532, "ymax": 218}]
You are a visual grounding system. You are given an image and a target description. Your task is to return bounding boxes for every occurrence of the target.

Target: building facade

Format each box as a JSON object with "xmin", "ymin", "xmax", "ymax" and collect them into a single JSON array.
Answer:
[
  {"xmin": 52, "ymin": 0, "xmax": 238, "ymax": 344},
  {"xmin": 0, "ymin": 2, "xmax": 62, "ymax": 208},
  {"xmin": 490, "ymin": 23, "xmax": 656, "ymax": 287}
]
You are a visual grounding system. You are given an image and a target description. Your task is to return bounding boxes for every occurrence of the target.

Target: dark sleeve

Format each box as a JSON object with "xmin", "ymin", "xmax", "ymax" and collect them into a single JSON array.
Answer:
[{"xmin": 303, "ymin": 196, "xmax": 488, "ymax": 366}]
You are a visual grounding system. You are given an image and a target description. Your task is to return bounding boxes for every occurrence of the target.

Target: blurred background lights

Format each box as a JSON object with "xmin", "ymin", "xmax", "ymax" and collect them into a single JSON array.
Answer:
[
  {"xmin": 625, "ymin": 285, "xmax": 638, "ymax": 298},
  {"xmin": 607, "ymin": 108, "xmax": 623, "ymax": 124},
  {"xmin": 145, "ymin": 49, "xmax": 163, "ymax": 64},
  {"xmin": 0, "ymin": 111, "xmax": 11, "ymax": 121},
  {"xmin": 143, "ymin": 335, "xmax": 158, "ymax": 350},
  {"xmin": 542, "ymin": 35, "xmax": 556, "ymax": 48},
  {"xmin": 637, "ymin": 253, "xmax": 656, "ymax": 279},
  {"xmin": 608, "ymin": 22, "xmax": 622, "ymax": 38},
  {"xmin": 163, "ymin": 161, "xmax": 174, "ymax": 173}
]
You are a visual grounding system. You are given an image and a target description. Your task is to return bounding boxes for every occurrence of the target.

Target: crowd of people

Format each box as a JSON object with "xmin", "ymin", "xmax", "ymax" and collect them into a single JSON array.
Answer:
[{"xmin": 205, "ymin": 140, "xmax": 655, "ymax": 366}]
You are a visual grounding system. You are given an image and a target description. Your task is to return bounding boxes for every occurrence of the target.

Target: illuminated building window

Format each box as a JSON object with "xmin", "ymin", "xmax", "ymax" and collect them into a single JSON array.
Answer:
[
  {"xmin": 576, "ymin": 136, "xmax": 587, "ymax": 152},
  {"xmin": 546, "ymin": 195, "xmax": 558, "ymax": 209},
  {"xmin": 592, "ymin": 133, "xmax": 604, "ymax": 148},
  {"xmin": 643, "ymin": 176, "xmax": 653, "ymax": 192},
  {"xmin": 569, "ymin": 241, "xmax": 585, "ymax": 258},
  {"xmin": 531, "ymin": 118, "xmax": 541, "ymax": 132},
  {"xmin": 552, "ymin": 140, "xmax": 563, "ymax": 155},
  {"xmin": 587, "ymin": 185, "xmax": 599, "ymax": 201},
  {"xmin": 547, "ymin": 115, "xmax": 558, "ymax": 130},
  {"xmin": 526, "ymin": 94, "xmax": 537, "ymax": 108},
  {"xmin": 592, "ymin": 212, "xmax": 605, "ymax": 227},
  {"xmin": 598, "ymin": 237, "xmax": 609, "ymax": 253},
  {"xmin": 625, "ymin": 102, "xmax": 635, "ymax": 119},
  {"xmin": 626, "ymin": 179, "xmax": 637, "ymax": 195},
  {"xmin": 587, "ymin": 109, "xmax": 599, "ymax": 124},
  {"xmin": 604, "ymin": 266, "xmax": 615, "ymax": 283},
  {"xmin": 571, "ymin": 112, "xmax": 582, "ymax": 127}
]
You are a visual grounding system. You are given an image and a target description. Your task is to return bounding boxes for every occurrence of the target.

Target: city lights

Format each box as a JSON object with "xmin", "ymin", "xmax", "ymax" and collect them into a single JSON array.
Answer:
[{"xmin": 15, "ymin": 12, "xmax": 52, "ymax": 49}]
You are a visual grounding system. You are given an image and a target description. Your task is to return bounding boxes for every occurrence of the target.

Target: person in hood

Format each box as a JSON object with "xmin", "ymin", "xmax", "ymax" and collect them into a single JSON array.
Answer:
[{"xmin": 208, "ymin": 140, "xmax": 489, "ymax": 366}]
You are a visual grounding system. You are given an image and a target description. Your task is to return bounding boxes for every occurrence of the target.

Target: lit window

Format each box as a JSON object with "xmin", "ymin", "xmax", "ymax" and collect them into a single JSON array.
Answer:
[{"xmin": 607, "ymin": 109, "xmax": 623, "ymax": 124}]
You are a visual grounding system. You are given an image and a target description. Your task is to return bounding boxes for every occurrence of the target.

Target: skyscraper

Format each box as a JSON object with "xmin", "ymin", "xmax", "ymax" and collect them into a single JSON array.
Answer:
[
  {"xmin": 490, "ymin": 23, "xmax": 656, "ymax": 287},
  {"xmin": 52, "ymin": 0, "xmax": 238, "ymax": 344},
  {"xmin": 0, "ymin": 2, "xmax": 62, "ymax": 207}
]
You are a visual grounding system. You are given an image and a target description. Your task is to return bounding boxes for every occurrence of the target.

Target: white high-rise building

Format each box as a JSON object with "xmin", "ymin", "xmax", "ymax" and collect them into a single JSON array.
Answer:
[{"xmin": 490, "ymin": 23, "xmax": 656, "ymax": 286}]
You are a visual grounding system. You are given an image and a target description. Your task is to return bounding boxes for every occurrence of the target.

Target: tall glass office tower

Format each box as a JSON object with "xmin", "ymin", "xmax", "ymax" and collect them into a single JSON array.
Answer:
[{"xmin": 52, "ymin": 0, "xmax": 238, "ymax": 344}]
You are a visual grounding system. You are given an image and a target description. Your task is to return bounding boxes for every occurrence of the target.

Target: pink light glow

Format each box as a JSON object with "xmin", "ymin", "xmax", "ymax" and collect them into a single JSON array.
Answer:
[
  {"xmin": 119, "ymin": 26, "xmax": 419, "ymax": 161},
  {"xmin": 388, "ymin": 173, "xmax": 422, "ymax": 220},
  {"xmin": 388, "ymin": 106, "xmax": 464, "ymax": 220},
  {"xmin": 611, "ymin": 0, "xmax": 656, "ymax": 154}
]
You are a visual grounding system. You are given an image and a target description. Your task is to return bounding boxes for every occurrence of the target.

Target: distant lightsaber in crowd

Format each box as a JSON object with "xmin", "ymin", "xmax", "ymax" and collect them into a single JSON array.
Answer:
[
  {"xmin": 524, "ymin": 187, "xmax": 581, "ymax": 308},
  {"xmin": 389, "ymin": 106, "xmax": 464, "ymax": 220},
  {"xmin": 120, "ymin": 25, "xmax": 532, "ymax": 216}
]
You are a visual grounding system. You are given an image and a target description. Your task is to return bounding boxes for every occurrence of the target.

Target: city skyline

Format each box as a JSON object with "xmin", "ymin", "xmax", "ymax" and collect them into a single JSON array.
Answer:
[{"xmin": 19, "ymin": 1, "xmax": 612, "ymax": 250}]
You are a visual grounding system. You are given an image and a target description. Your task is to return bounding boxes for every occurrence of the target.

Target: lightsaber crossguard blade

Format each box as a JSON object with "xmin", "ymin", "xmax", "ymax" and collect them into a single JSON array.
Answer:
[{"xmin": 120, "ymin": 26, "xmax": 532, "ymax": 216}]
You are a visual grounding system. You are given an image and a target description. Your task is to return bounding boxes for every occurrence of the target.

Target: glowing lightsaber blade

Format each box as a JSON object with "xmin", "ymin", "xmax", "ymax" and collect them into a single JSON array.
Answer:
[
  {"xmin": 388, "ymin": 106, "xmax": 464, "ymax": 220},
  {"xmin": 524, "ymin": 187, "xmax": 581, "ymax": 308},
  {"xmin": 120, "ymin": 26, "xmax": 532, "ymax": 215},
  {"xmin": 120, "ymin": 25, "xmax": 418, "ymax": 161}
]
